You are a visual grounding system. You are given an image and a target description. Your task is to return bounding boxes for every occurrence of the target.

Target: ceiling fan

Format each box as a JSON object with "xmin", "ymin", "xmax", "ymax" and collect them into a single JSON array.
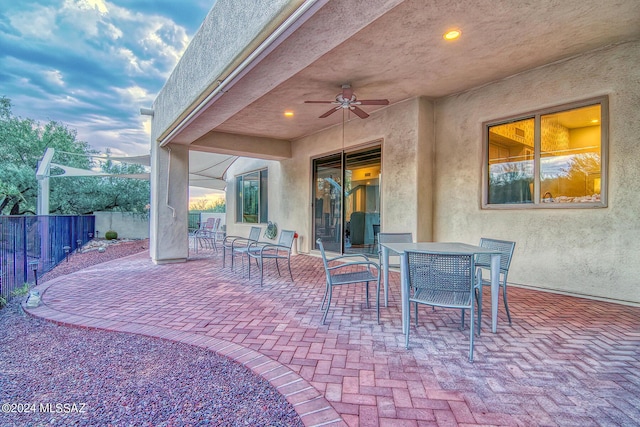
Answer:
[{"xmin": 304, "ymin": 84, "xmax": 389, "ymax": 119}]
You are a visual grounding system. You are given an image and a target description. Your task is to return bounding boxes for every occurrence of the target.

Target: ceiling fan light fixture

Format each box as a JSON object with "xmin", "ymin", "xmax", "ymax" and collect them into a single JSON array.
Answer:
[
  {"xmin": 304, "ymin": 84, "xmax": 389, "ymax": 119},
  {"xmin": 443, "ymin": 28, "xmax": 461, "ymax": 41}
]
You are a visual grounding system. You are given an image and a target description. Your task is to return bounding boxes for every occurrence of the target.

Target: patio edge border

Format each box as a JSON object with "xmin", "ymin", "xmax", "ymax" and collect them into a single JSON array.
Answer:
[{"xmin": 23, "ymin": 280, "xmax": 345, "ymax": 427}]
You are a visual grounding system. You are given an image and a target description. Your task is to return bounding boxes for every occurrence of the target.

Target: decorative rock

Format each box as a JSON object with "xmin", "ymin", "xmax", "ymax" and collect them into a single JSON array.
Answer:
[
  {"xmin": 1, "ymin": 298, "xmax": 302, "ymax": 426},
  {"xmin": 25, "ymin": 290, "xmax": 41, "ymax": 308}
]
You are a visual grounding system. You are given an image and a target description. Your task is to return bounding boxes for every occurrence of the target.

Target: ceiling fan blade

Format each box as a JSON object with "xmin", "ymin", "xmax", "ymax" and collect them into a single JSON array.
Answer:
[
  {"xmin": 319, "ymin": 107, "xmax": 340, "ymax": 118},
  {"xmin": 304, "ymin": 100, "xmax": 334, "ymax": 104},
  {"xmin": 350, "ymin": 106, "xmax": 370, "ymax": 119},
  {"xmin": 358, "ymin": 99, "xmax": 389, "ymax": 105}
]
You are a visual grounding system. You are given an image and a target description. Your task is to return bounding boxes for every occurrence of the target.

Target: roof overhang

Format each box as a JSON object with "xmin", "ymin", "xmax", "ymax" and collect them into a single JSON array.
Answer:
[{"xmin": 154, "ymin": 0, "xmax": 640, "ymax": 155}]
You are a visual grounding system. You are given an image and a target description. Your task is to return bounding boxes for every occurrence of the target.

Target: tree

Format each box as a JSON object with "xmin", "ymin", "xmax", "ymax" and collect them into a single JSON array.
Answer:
[
  {"xmin": 0, "ymin": 97, "xmax": 149, "ymax": 215},
  {"xmin": 210, "ymin": 199, "xmax": 226, "ymax": 213},
  {"xmin": 189, "ymin": 197, "xmax": 225, "ymax": 213},
  {"xmin": 90, "ymin": 156, "xmax": 150, "ymax": 214}
]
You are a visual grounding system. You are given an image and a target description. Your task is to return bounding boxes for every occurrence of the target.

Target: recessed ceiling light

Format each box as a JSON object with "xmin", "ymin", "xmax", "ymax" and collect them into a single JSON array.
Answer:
[
  {"xmin": 284, "ymin": 110, "xmax": 294, "ymax": 117},
  {"xmin": 443, "ymin": 29, "xmax": 461, "ymax": 41}
]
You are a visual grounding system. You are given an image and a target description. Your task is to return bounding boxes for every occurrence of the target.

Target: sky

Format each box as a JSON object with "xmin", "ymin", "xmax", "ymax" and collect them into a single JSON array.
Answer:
[{"xmin": 0, "ymin": 0, "xmax": 213, "ymax": 158}]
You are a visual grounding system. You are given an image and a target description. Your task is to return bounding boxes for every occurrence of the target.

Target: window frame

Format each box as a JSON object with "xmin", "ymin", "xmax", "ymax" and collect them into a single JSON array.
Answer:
[
  {"xmin": 235, "ymin": 168, "xmax": 269, "ymax": 223},
  {"xmin": 482, "ymin": 96, "xmax": 608, "ymax": 209}
]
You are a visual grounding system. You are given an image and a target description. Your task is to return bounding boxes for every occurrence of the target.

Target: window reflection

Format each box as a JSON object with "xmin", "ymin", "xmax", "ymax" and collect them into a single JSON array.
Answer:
[
  {"xmin": 540, "ymin": 105, "xmax": 601, "ymax": 203},
  {"xmin": 242, "ymin": 171, "xmax": 260, "ymax": 223},
  {"xmin": 235, "ymin": 169, "xmax": 268, "ymax": 223},
  {"xmin": 488, "ymin": 118, "xmax": 534, "ymax": 204},
  {"xmin": 312, "ymin": 146, "xmax": 381, "ymax": 255},
  {"xmin": 486, "ymin": 100, "xmax": 604, "ymax": 207}
]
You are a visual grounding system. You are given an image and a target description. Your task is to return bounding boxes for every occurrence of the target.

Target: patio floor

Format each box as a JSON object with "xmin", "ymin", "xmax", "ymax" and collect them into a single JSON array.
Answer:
[{"xmin": 25, "ymin": 248, "xmax": 640, "ymax": 427}]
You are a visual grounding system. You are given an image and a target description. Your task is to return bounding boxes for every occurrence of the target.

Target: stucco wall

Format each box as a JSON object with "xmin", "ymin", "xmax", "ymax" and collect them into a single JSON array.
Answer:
[
  {"xmin": 226, "ymin": 98, "xmax": 434, "ymax": 253},
  {"xmin": 200, "ymin": 213, "xmax": 226, "ymax": 230},
  {"xmin": 150, "ymin": 143, "xmax": 190, "ymax": 263},
  {"xmin": 434, "ymin": 41, "xmax": 640, "ymax": 304},
  {"xmin": 94, "ymin": 212, "xmax": 149, "ymax": 239},
  {"xmin": 224, "ymin": 41, "xmax": 639, "ymax": 304},
  {"xmin": 150, "ymin": 0, "xmax": 297, "ymax": 142},
  {"xmin": 416, "ymin": 97, "xmax": 435, "ymax": 242},
  {"xmin": 149, "ymin": 0, "xmax": 298, "ymax": 263}
]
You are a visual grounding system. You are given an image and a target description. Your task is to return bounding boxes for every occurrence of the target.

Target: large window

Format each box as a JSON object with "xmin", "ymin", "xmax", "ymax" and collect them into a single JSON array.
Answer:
[
  {"xmin": 235, "ymin": 169, "xmax": 268, "ymax": 223},
  {"xmin": 483, "ymin": 97, "xmax": 607, "ymax": 208}
]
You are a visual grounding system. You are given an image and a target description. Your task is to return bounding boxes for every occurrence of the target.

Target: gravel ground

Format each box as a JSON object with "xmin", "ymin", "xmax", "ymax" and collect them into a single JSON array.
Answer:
[
  {"xmin": 0, "ymin": 239, "xmax": 304, "ymax": 427},
  {"xmin": 39, "ymin": 238, "xmax": 151, "ymax": 283}
]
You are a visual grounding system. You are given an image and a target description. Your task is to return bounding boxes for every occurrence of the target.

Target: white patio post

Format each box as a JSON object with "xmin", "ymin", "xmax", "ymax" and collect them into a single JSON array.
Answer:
[
  {"xmin": 36, "ymin": 147, "xmax": 55, "ymax": 216},
  {"xmin": 150, "ymin": 142, "xmax": 189, "ymax": 264}
]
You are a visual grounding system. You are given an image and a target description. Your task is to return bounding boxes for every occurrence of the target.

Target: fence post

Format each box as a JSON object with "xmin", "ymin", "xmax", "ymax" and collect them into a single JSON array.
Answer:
[{"xmin": 22, "ymin": 216, "xmax": 28, "ymax": 285}]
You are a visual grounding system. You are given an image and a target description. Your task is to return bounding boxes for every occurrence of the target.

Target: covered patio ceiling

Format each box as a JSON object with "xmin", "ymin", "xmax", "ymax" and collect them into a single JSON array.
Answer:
[{"xmin": 167, "ymin": 0, "xmax": 640, "ymax": 151}]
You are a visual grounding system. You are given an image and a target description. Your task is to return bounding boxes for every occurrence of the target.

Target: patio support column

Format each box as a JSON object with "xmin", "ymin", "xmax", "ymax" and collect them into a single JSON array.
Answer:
[
  {"xmin": 150, "ymin": 142, "xmax": 189, "ymax": 264},
  {"xmin": 416, "ymin": 97, "xmax": 435, "ymax": 242}
]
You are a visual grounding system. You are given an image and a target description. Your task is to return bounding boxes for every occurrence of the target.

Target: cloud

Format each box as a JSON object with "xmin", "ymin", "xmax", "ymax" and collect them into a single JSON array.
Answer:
[
  {"xmin": 6, "ymin": 4, "xmax": 58, "ymax": 39},
  {"xmin": 114, "ymin": 85, "xmax": 153, "ymax": 104},
  {"xmin": 0, "ymin": 0, "xmax": 208, "ymax": 156},
  {"xmin": 80, "ymin": 0, "xmax": 109, "ymax": 14},
  {"xmin": 44, "ymin": 69, "xmax": 65, "ymax": 86}
]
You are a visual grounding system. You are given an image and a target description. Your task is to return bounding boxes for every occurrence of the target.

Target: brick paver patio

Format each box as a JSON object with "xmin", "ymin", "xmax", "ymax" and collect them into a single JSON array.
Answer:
[{"xmin": 25, "ymin": 249, "xmax": 640, "ymax": 426}]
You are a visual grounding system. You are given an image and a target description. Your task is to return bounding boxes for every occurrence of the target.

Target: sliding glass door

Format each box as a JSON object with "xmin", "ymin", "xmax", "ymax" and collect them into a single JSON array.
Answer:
[
  {"xmin": 313, "ymin": 153, "xmax": 343, "ymax": 253},
  {"xmin": 344, "ymin": 147, "xmax": 381, "ymax": 256},
  {"xmin": 313, "ymin": 145, "xmax": 381, "ymax": 255}
]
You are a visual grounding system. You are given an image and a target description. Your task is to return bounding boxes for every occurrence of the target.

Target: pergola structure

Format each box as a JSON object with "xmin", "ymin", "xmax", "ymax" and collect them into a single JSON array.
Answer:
[{"xmin": 36, "ymin": 148, "xmax": 235, "ymax": 215}]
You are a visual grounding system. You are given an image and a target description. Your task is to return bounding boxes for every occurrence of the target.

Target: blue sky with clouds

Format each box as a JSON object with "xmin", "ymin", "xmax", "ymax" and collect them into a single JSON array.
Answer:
[{"xmin": 0, "ymin": 0, "xmax": 213, "ymax": 157}]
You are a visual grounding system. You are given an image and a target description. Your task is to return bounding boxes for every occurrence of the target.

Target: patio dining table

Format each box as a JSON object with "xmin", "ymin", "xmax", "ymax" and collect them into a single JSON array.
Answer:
[{"xmin": 380, "ymin": 242, "xmax": 502, "ymax": 334}]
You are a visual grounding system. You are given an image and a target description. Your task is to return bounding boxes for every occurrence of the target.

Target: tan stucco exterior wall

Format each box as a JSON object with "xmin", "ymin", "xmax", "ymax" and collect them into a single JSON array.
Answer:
[
  {"xmin": 151, "ymin": 0, "xmax": 297, "ymax": 142},
  {"xmin": 226, "ymin": 42, "xmax": 639, "ymax": 305},
  {"xmin": 226, "ymin": 98, "xmax": 435, "ymax": 253},
  {"xmin": 416, "ymin": 97, "xmax": 435, "ymax": 242},
  {"xmin": 434, "ymin": 41, "xmax": 640, "ymax": 304}
]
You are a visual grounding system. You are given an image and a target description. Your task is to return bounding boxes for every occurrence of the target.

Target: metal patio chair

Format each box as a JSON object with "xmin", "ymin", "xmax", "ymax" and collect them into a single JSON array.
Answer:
[
  {"xmin": 377, "ymin": 232, "xmax": 413, "ymax": 306},
  {"xmin": 371, "ymin": 224, "xmax": 380, "ymax": 254},
  {"xmin": 405, "ymin": 251, "xmax": 481, "ymax": 362},
  {"xmin": 476, "ymin": 238, "xmax": 516, "ymax": 324},
  {"xmin": 377, "ymin": 232, "xmax": 413, "ymax": 258},
  {"xmin": 317, "ymin": 238, "xmax": 381, "ymax": 325},
  {"xmin": 192, "ymin": 218, "xmax": 214, "ymax": 252},
  {"xmin": 246, "ymin": 230, "xmax": 296, "ymax": 286},
  {"xmin": 222, "ymin": 226, "xmax": 261, "ymax": 270},
  {"xmin": 195, "ymin": 217, "xmax": 222, "ymax": 253}
]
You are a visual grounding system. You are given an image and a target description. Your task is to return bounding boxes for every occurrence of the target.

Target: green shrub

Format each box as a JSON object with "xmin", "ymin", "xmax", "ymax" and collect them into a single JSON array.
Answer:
[
  {"xmin": 10, "ymin": 283, "xmax": 30, "ymax": 297},
  {"xmin": 105, "ymin": 230, "xmax": 118, "ymax": 240}
]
